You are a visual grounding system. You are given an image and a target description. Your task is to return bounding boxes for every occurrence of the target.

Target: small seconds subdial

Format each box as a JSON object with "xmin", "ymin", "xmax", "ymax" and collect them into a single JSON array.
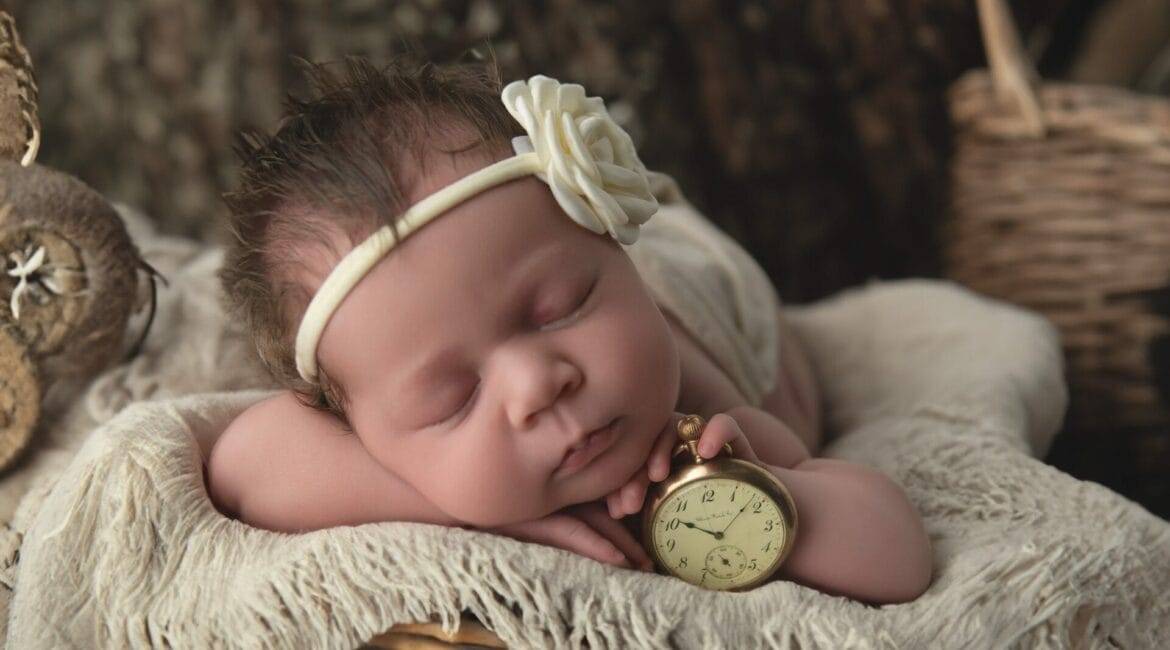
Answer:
[
  {"xmin": 650, "ymin": 477, "xmax": 788, "ymax": 589},
  {"xmin": 705, "ymin": 545, "xmax": 747, "ymax": 580}
]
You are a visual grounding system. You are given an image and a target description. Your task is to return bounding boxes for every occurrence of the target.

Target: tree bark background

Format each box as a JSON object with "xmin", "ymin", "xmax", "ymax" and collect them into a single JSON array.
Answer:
[{"xmin": 3, "ymin": 0, "xmax": 1064, "ymax": 303}]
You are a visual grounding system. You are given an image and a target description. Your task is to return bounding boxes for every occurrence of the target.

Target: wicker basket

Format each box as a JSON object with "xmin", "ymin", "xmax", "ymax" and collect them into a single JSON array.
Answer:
[{"xmin": 944, "ymin": 1, "xmax": 1170, "ymax": 448}]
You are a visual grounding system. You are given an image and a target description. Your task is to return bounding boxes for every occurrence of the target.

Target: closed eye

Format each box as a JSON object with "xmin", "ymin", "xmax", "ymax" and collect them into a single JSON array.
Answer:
[
  {"xmin": 541, "ymin": 275, "xmax": 597, "ymax": 330},
  {"xmin": 428, "ymin": 274, "xmax": 600, "ymax": 428},
  {"xmin": 429, "ymin": 381, "xmax": 480, "ymax": 428}
]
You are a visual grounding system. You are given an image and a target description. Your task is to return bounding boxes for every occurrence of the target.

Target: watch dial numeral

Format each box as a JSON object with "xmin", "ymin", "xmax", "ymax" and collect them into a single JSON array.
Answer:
[{"xmin": 652, "ymin": 477, "xmax": 787, "ymax": 589}]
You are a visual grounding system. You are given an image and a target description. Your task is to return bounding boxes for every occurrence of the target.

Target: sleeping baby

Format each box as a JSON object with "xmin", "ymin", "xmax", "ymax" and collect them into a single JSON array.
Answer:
[{"xmin": 207, "ymin": 55, "xmax": 932, "ymax": 605}]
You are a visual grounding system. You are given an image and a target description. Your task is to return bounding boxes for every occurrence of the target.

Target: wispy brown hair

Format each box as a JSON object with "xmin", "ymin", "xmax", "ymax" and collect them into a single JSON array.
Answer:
[{"xmin": 219, "ymin": 50, "xmax": 523, "ymax": 427}]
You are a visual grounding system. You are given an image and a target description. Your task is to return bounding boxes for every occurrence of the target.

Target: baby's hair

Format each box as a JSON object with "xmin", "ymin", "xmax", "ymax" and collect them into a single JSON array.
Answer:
[{"xmin": 219, "ymin": 48, "xmax": 524, "ymax": 427}]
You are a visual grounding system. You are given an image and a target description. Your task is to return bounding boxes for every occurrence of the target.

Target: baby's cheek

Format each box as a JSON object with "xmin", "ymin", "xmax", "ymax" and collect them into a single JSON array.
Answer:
[
  {"xmin": 428, "ymin": 454, "xmax": 551, "ymax": 527},
  {"xmin": 621, "ymin": 312, "xmax": 680, "ymax": 410}
]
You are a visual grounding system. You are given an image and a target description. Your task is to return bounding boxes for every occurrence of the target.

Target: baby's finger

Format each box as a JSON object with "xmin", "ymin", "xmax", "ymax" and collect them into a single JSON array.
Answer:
[
  {"xmin": 648, "ymin": 413, "xmax": 685, "ymax": 482},
  {"xmin": 619, "ymin": 469, "xmax": 650, "ymax": 517},
  {"xmin": 574, "ymin": 503, "xmax": 654, "ymax": 571},
  {"xmin": 698, "ymin": 413, "xmax": 760, "ymax": 463},
  {"xmin": 509, "ymin": 513, "xmax": 629, "ymax": 568},
  {"xmin": 606, "ymin": 490, "xmax": 624, "ymax": 519}
]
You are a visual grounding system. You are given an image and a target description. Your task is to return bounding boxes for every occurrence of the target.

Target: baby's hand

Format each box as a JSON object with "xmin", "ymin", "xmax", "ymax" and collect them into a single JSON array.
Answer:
[
  {"xmin": 605, "ymin": 412, "xmax": 766, "ymax": 519},
  {"xmin": 693, "ymin": 412, "xmax": 761, "ymax": 464},
  {"xmin": 606, "ymin": 412, "xmax": 684, "ymax": 519},
  {"xmin": 487, "ymin": 501, "xmax": 654, "ymax": 571}
]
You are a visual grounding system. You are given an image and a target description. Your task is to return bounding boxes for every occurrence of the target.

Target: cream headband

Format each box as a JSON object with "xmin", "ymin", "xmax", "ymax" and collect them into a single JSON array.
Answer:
[{"xmin": 295, "ymin": 74, "xmax": 660, "ymax": 383}]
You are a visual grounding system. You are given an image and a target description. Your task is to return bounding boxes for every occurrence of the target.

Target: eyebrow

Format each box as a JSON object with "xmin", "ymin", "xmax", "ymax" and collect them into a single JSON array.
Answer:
[{"xmin": 401, "ymin": 240, "xmax": 570, "ymax": 388}]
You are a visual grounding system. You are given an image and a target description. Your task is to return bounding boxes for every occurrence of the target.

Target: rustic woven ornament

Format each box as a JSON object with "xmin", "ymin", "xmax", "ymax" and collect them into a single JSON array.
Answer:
[
  {"xmin": 944, "ymin": 0, "xmax": 1170, "ymax": 438},
  {"xmin": 0, "ymin": 326, "xmax": 39, "ymax": 471},
  {"xmin": 0, "ymin": 162, "xmax": 141, "ymax": 379},
  {"xmin": 0, "ymin": 11, "xmax": 151, "ymax": 473},
  {"xmin": 0, "ymin": 11, "xmax": 38, "ymax": 166}
]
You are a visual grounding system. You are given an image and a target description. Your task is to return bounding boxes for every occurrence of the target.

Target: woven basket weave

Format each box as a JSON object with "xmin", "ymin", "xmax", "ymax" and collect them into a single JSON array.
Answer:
[{"xmin": 944, "ymin": 0, "xmax": 1170, "ymax": 438}]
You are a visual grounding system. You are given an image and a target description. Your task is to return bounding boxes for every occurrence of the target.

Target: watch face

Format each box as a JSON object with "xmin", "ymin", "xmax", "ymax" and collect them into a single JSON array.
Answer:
[{"xmin": 650, "ymin": 477, "xmax": 788, "ymax": 590}]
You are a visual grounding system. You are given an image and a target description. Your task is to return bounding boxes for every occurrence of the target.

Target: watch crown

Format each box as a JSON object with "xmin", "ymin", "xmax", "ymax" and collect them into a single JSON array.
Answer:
[{"xmin": 677, "ymin": 414, "xmax": 705, "ymax": 442}]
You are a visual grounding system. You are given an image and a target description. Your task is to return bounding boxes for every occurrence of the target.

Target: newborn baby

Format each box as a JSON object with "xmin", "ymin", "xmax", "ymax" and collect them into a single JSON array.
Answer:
[{"xmin": 208, "ymin": 57, "xmax": 932, "ymax": 605}]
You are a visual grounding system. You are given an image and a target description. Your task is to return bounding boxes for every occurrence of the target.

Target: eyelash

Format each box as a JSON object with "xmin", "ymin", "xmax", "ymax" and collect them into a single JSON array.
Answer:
[{"xmin": 427, "ymin": 278, "xmax": 598, "ymax": 428}]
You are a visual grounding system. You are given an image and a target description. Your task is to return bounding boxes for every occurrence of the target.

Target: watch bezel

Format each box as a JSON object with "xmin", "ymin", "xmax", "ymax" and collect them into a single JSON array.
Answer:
[{"xmin": 641, "ymin": 457, "xmax": 799, "ymax": 591}]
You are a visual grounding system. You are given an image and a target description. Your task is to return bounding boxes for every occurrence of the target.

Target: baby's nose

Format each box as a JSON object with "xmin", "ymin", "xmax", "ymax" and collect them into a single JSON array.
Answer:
[{"xmin": 500, "ymin": 350, "xmax": 583, "ymax": 430}]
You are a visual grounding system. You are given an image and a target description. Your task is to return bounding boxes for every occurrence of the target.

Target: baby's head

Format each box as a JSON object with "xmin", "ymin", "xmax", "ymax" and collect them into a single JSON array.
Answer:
[{"xmin": 221, "ymin": 55, "xmax": 680, "ymax": 526}]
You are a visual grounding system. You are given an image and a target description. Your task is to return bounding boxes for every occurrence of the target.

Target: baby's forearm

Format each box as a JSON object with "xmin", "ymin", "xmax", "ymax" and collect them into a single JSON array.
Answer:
[
  {"xmin": 215, "ymin": 395, "xmax": 463, "ymax": 532},
  {"xmin": 770, "ymin": 459, "xmax": 933, "ymax": 604},
  {"xmin": 721, "ymin": 404, "xmax": 932, "ymax": 602},
  {"xmin": 724, "ymin": 405, "xmax": 811, "ymax": 468}
]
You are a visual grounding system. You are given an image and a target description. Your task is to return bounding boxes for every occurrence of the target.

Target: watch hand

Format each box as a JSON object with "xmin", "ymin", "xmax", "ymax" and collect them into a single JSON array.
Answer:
[
  {"xmin": 718, "ymin": 498, "xmax": 754, "ymax": 535},
  {"xmin": 680, "ymin": 520, "xmax": 723, "ymax": 539}
]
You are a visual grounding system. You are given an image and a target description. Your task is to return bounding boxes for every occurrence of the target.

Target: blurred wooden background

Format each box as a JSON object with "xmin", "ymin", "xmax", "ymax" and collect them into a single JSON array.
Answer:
[{"xmin": 3, "ymin": 0, "xmax": 1167, "ymax": 519}]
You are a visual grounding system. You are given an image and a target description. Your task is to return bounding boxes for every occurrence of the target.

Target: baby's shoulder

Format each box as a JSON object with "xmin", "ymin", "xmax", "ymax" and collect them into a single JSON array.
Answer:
[
  {"xmin": 661, "ymin": 307, "xmax": 747, "ymax": 416},
  {"xmin": 223, "ymin": 391, "xmax": 316, "ymax": 437}
]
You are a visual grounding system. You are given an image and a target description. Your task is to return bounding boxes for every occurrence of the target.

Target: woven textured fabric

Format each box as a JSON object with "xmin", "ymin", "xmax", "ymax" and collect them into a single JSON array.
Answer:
[
  {"xmin": 626, "ymin": 171, "xmax": 781, "ymax": 407},
  {"xmin": 2, "ymin": 207, "xmax": 1168, "ymax": 648}
]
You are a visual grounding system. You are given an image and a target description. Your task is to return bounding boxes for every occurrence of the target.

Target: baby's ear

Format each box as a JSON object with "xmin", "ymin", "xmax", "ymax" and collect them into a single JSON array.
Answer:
[{"xmin": 0, "ymin": 325, "xmax": 40, "ymax": 470}]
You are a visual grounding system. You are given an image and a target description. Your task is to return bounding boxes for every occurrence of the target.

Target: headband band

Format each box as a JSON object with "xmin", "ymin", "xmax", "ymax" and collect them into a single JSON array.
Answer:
[{"xmin": 294, "ymin": 74, "xmax": 660, "ymax": 382}]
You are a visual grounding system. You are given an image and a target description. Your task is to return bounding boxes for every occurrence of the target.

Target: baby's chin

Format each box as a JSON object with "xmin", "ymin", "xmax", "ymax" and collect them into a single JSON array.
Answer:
[{"xmin": 553, "ymin": 416, "xmax": 659, "ymax": 508}]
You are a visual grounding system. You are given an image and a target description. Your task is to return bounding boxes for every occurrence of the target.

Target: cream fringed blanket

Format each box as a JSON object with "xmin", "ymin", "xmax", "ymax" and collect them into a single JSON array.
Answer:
[{"xmin": 3, "ymin": 210, "xmax": 1170, "ymax": 648}]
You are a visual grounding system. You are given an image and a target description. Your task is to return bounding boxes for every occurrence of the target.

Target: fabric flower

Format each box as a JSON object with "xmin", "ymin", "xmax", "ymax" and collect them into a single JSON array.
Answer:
[{"xmin": 502, "ymin": 75, "xmax": 658, "ymax": 245}]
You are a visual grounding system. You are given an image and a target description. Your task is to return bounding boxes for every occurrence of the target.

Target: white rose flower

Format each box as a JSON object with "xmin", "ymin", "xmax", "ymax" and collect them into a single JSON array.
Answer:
[{"xmin": 502, "ymin": 75, "xmax": 659, "ymax": 245}]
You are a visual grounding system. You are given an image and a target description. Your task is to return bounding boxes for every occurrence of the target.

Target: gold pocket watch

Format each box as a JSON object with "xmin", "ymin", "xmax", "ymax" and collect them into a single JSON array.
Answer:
[{"xmin": 640, "ymin": 415, "xmax": 798, "ymax": 590}]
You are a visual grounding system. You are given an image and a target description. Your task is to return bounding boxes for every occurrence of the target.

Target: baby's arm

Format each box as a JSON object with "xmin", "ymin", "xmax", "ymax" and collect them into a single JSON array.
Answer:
[
  {"xmin": 206, "ymin": 391, "xmax": 461, "ymax": 531},
  {"xmin": 697, "ymin": 411, "xmax": 933, "ymax": 604},
  {"xmin": 206, "ymin": 391, "xmax": 653, "ymax": 569}
]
